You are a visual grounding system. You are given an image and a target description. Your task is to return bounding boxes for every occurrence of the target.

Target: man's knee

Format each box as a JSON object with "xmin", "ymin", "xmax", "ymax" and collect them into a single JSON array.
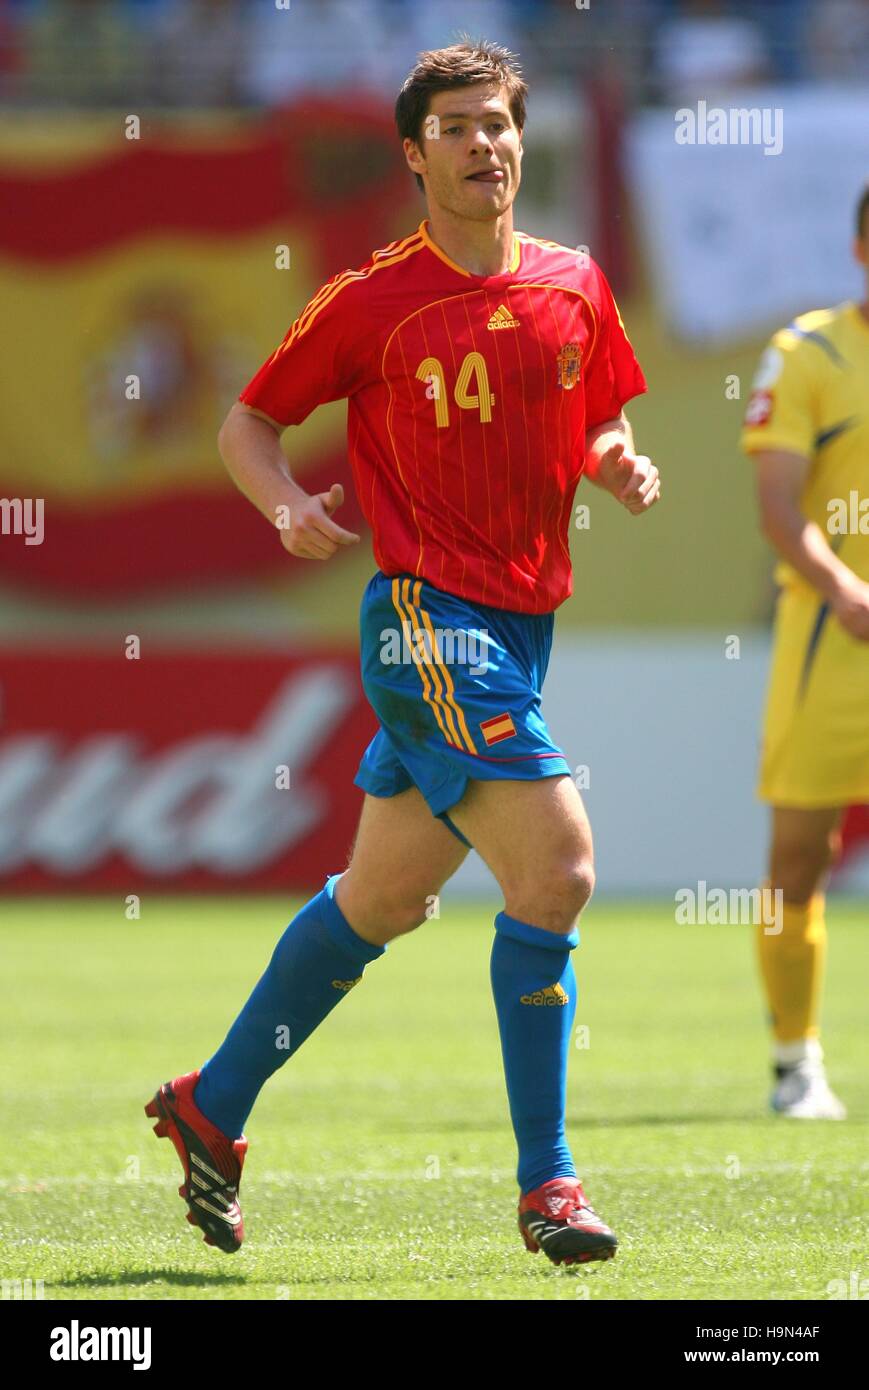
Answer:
[
  {"xmin": 337, "ymin": 874, "xmax": 436, "ymax": 942},
  {"xmin": 381, "ymin": 894, "xmax": 435, "ymax": 938},
  {"xmin": 504, "ymin": 856, "xmax": 595, "ymax": 935},
  {"xmin": 771, "ymin": 832, "xmax": 837, "ymax": 902}
]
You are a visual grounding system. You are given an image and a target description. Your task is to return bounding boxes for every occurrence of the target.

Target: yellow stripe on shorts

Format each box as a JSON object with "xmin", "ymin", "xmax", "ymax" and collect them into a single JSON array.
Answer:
[
  {"xmin": 390, "ymin": 578, "xmax": 456, "ymax": 747},
  {"xmin": 406, "ymin": 579, "xmax": 477, "ymax": 755}
]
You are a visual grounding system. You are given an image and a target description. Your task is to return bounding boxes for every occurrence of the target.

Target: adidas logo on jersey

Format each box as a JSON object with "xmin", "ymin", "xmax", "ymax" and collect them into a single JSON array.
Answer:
[
  {"xmin": 487, "ymin": 303, "xmax": 520, "ymax": 330},
  {"xmin": 520, "ymin": 983, "xmax": 569, "ymax": 1006}
]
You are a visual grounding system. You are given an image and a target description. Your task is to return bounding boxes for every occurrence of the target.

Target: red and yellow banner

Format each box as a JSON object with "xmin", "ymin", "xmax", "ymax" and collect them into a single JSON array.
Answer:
[{"xmin": 0, "ymin": 103, "xmax": 415, "ymax": 594}]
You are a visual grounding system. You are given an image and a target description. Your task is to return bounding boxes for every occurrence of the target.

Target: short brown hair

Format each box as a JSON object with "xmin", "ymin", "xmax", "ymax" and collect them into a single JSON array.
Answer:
[
  {"xmin": 395, "ymin": 37, "xmax": 527, "ymax": 194},
  {"xmin": 857, "ymin": 183, "xmax": 869, "ymax": 238}
]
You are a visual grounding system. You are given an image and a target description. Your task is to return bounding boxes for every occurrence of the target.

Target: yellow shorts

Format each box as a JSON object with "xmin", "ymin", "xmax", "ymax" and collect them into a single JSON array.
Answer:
[{"xmin": 759, "ymin": 583, "xmax": 869, "ymax": 806}]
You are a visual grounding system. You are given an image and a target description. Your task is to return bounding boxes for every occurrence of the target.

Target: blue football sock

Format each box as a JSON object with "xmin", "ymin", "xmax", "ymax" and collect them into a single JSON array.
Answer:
[
  {"xmin": 490, "ymin": 910, "xmax": 579, "ymax": 1194},
  {"xmin": 193, "ymin": 874, "xmax": 385, "ymax": 1138}
]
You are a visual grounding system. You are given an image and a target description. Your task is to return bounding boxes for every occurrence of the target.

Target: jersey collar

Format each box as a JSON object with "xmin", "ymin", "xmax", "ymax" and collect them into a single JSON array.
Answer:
[{"xmin": 419, "ymin": 218, "xmax": 521, "ymax": 279}]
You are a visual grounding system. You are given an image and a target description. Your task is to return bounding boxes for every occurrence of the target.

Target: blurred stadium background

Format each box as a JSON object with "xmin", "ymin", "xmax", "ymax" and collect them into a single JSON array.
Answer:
[{"xmin": 1, "ymin": 0, "xmax": 868, "ymax": 901}]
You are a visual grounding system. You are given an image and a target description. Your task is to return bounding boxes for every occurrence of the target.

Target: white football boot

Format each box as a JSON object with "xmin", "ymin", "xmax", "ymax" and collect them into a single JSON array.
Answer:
[{"xmin": 769, "ymin": 1039, "xmax": 847, "ymax": 1119}]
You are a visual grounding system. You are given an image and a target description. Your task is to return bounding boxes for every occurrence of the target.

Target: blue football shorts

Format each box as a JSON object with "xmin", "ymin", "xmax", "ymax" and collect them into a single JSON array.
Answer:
[{"xmin": 353, "ymin": 571, "xmax": 571, "ymax": 839}]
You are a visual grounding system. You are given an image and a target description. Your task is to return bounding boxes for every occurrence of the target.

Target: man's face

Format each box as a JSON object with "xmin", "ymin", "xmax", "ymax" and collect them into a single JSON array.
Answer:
[{"xmin": 406, "ymin": 83, "xmax": 522, "ymax": 221}]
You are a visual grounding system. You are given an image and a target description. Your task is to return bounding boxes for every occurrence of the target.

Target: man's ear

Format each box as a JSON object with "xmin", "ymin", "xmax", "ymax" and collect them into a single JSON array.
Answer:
[{"xmin": 403, "ymin": 135, "xmax": 424, "ymax": 175}]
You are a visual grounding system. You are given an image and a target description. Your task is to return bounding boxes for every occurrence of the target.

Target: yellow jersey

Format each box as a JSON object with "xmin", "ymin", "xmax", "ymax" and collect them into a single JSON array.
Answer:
[{"xmin": 741, "ymin": 300, "xmax": 869, "ymax": 588}]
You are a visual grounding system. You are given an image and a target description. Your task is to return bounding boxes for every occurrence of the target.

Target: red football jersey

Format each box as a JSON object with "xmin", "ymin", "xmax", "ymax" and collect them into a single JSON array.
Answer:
[{"xmin": 239, "ymin": 218, "xmax": 647, "ymax": 614}]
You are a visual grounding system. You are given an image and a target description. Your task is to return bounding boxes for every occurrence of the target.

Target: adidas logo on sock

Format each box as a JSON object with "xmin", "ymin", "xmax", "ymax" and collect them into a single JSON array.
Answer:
[{"xmin": 520, "ymin": 984, "xmax": 569, "ymax": 1006}]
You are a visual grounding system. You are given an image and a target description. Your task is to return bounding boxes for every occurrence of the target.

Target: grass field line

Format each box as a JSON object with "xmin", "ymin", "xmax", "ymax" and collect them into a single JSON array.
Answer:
[{"xmin": 3, "ymin": 1158, "xmax": 865, "ymax": 1191}]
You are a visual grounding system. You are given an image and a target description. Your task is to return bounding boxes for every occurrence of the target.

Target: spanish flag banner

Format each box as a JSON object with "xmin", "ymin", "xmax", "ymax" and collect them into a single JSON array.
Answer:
[
  {"xmin": 0, "ymin": 104, "xmax": 413, "ymax": 594},
  {"xmin": 480, "ymin": 711, "xmax": 517, "ymax": 746}
]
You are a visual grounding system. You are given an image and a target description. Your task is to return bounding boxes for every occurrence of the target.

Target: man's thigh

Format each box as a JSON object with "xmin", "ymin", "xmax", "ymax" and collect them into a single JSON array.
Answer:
[
  {"xmin": 447, "ymin": 774, "xmax": 594, "ymax": 930},
  {"xmin": 335, "ymin": 787, "xmax": 470, "ymax": 943}
]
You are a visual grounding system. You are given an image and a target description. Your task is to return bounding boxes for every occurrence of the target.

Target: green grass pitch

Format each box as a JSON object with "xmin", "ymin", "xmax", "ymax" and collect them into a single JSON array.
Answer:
[{"xmin": 2, "ymin": 896, "xmax": 866, "ymax": 1301}]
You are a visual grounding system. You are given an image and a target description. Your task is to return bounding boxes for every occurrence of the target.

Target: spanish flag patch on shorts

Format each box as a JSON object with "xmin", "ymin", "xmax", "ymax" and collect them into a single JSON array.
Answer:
[{"xmin": 480, "ymin": 711, "xmax": 517, "ymax": 746}]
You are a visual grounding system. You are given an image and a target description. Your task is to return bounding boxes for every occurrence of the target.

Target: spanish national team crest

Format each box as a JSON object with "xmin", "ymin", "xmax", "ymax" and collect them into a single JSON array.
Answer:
[{"xmin": 556, "ymin": 341, "xmax": 582, "ymax": 390}]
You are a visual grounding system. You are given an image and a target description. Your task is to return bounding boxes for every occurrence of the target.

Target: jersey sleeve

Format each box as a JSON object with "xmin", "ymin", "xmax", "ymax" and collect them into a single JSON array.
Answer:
[
  {"xmin": 238, "ymin": 272, "xmax": 373, "ymax": 427},
  {"xmin": 583, "ymin": 264, "xmax": 648, "ymax": 429},
  {"xmin": 740, "ymin": 330, "xmax": 818, "ymax": 458}
]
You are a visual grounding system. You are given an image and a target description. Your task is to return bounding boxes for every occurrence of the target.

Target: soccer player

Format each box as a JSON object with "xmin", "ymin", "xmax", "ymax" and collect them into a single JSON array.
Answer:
[
  {"xmin": 146, "ymin": 40, "xmax": 660, "ymax": 1265},
  {"xmin": 740, "ymin": 184, "xmax": 869, "ymax": 1119}
]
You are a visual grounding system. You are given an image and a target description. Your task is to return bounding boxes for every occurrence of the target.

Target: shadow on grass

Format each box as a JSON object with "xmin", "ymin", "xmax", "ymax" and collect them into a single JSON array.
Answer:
[
  {"xmin": 52, "ymin": 1269, "xmax": 247, "ymax": 1291},
  {"xmin": 568, "ymin": 1111, "xmax": 764, "ymax": 1128}
]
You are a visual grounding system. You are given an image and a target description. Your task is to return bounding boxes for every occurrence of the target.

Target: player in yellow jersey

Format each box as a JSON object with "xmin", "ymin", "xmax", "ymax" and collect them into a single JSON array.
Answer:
[{"xmin": 740, "ymin": 185, "xmax": 869, "ymax": 1119}]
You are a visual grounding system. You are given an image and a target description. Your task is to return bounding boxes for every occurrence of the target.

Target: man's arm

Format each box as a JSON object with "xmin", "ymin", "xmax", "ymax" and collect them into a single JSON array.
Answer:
[
  {"xmin": 583, "ymin": 409, "xmax": 661, "ymax": 515},
  {"xmin": 217, "ymin": 402, "xmax": 359, "ymax": 560},
  {"xmin": 752, "ymin": 447, "xmax": 869, "ymax": 640}
]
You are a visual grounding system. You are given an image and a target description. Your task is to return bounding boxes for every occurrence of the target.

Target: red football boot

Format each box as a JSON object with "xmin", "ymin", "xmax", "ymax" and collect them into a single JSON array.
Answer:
[
  {"xmin": 145, "ymin": 1070, "xmax": 247, "ymax": 1254},
  {"xmin": 518, "ymin": 1176, "xmax": 618, "ymax": 1266}
]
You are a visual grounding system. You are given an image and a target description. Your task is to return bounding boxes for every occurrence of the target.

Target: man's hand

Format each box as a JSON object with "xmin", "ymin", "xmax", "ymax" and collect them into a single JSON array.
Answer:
[
  {"xmin": 595, "ymin": 441, "xmax": 661, "ymax": 515},
  {"xmin": 278, "ymin": 482, "xmax": 360, "ymax": 560},
  {"xmin": 830, "ymin": 573, "xmax": 869, "ymax": 642}
]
